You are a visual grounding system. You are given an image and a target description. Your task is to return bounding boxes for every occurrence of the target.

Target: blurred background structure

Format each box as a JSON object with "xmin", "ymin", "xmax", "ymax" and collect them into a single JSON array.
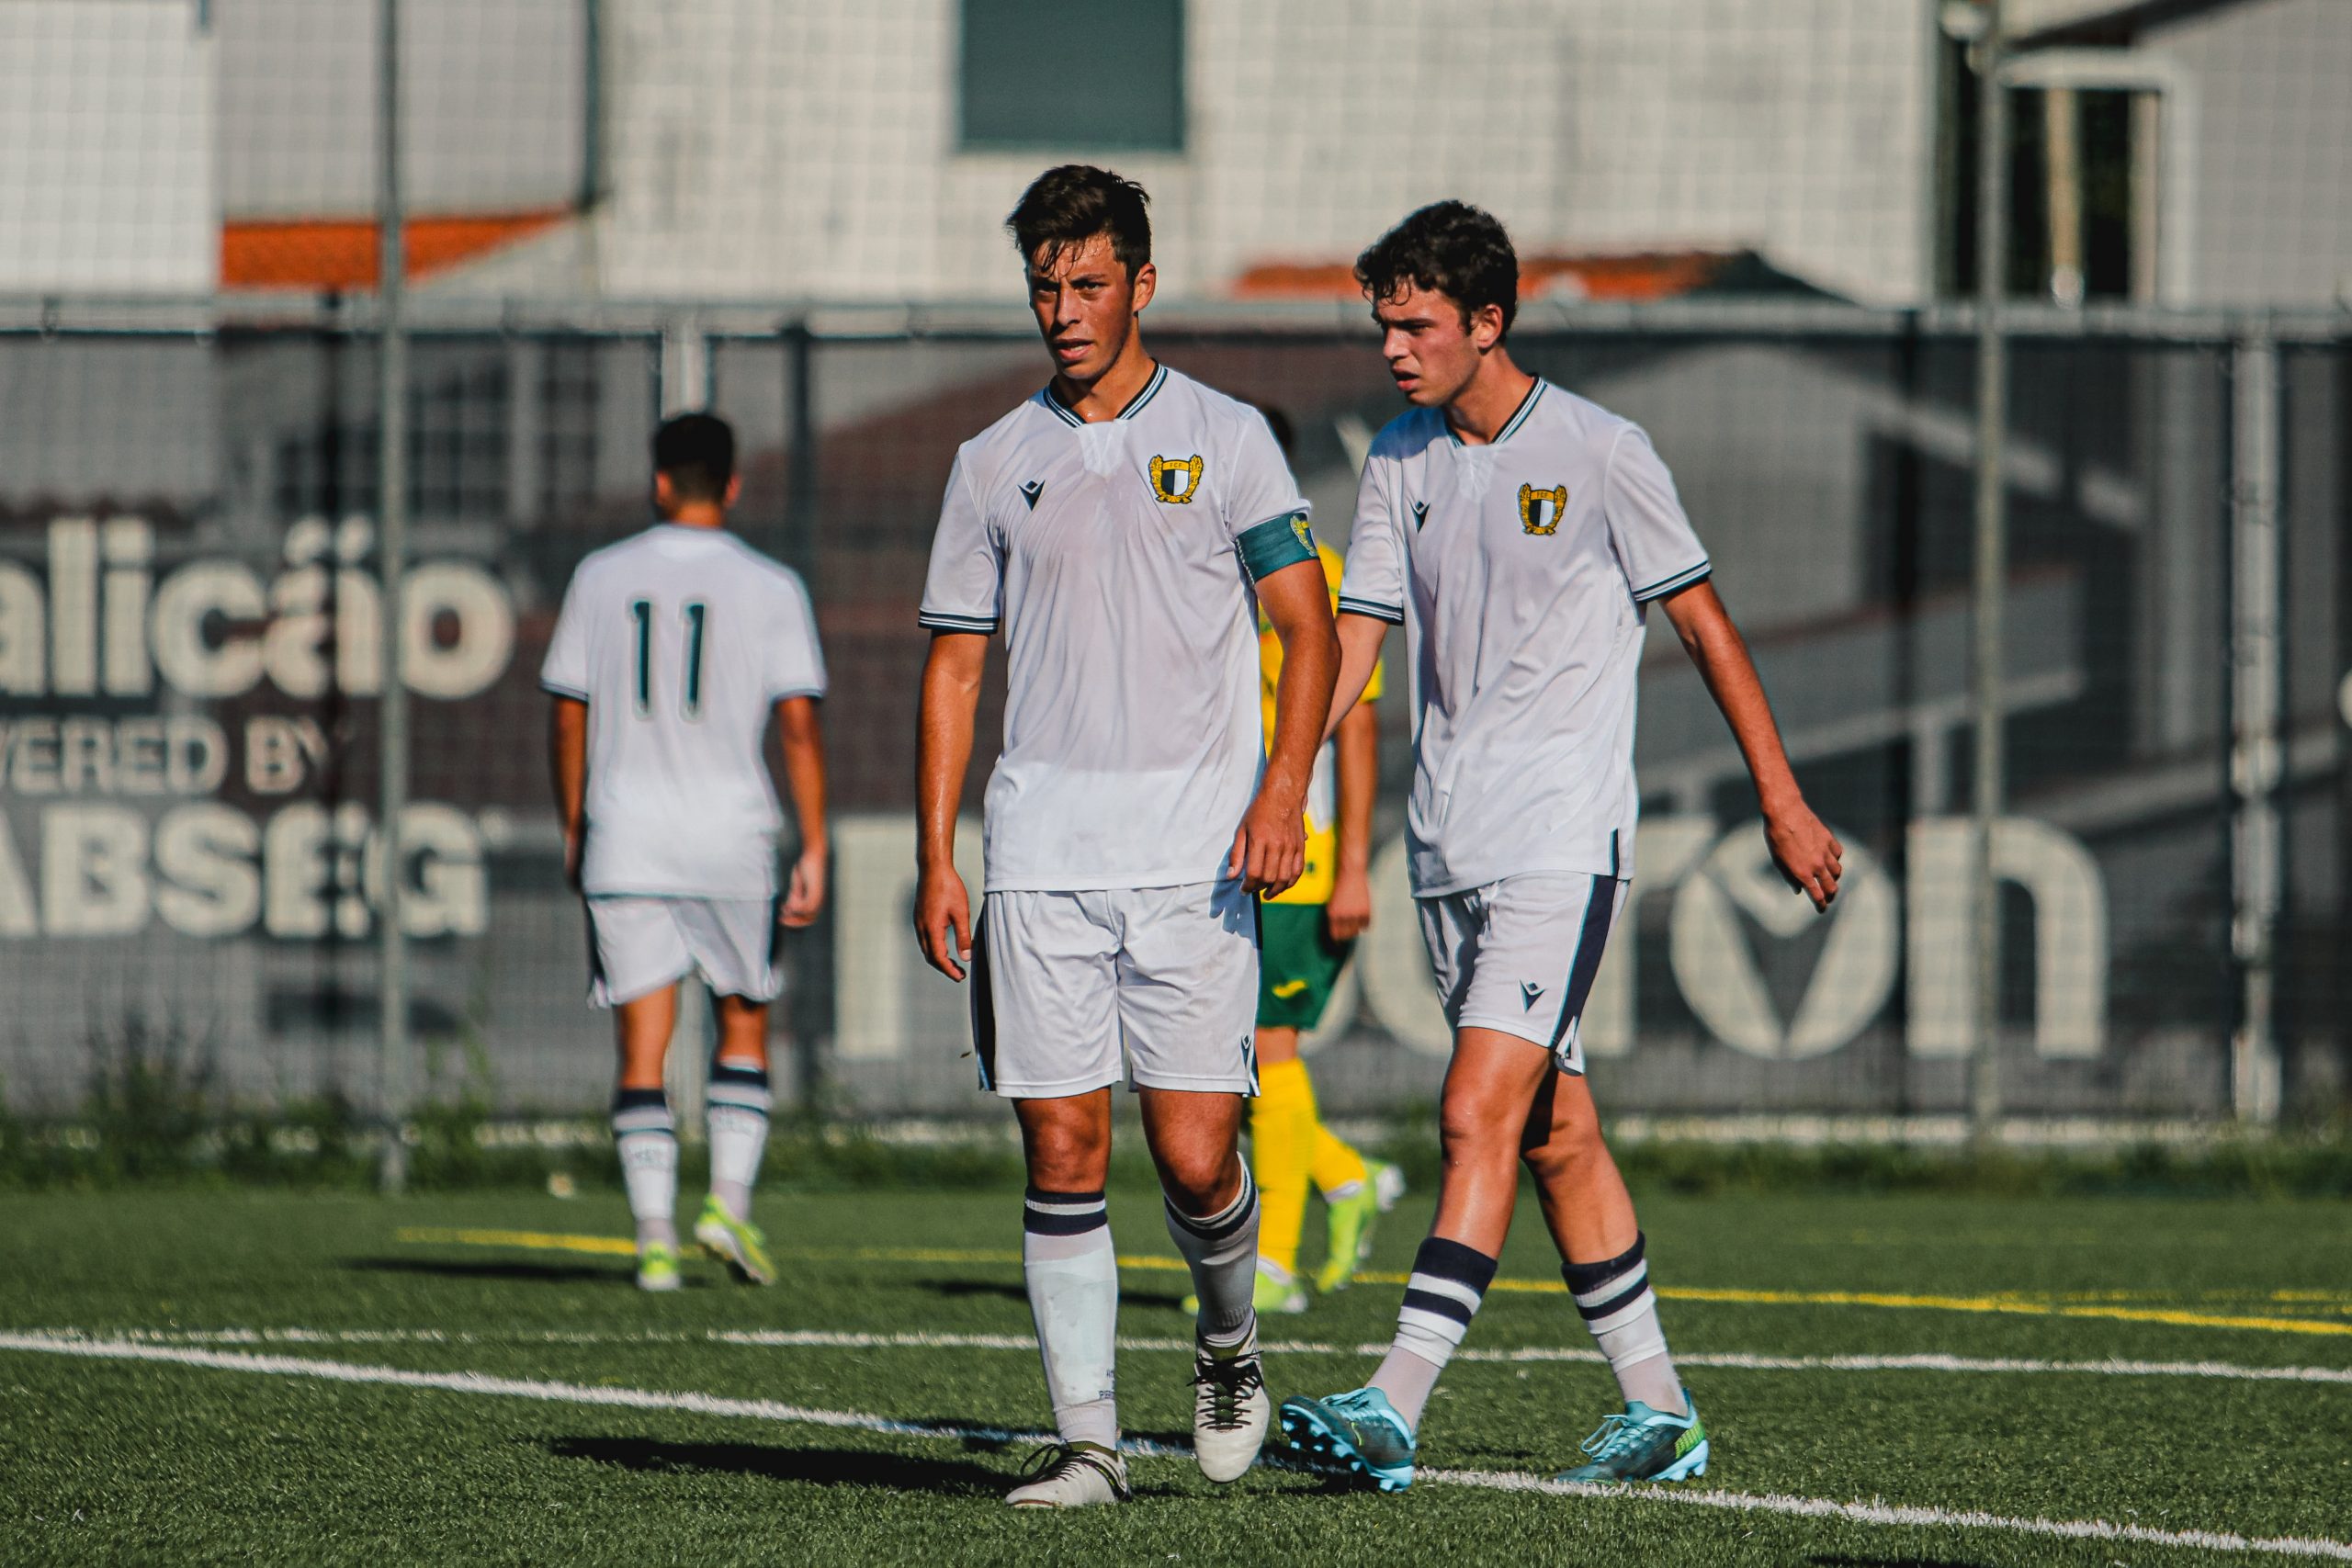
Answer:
[{"xmin": 2, "ymin": 0, "xmax": 2347, "ymax": 1140}]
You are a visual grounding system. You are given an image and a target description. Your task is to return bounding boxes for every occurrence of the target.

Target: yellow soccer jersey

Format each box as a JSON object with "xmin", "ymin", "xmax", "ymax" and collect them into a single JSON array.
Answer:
[{"xmin": 1259, "ymin": 544, "xmax": 1384, "ymax": 906}]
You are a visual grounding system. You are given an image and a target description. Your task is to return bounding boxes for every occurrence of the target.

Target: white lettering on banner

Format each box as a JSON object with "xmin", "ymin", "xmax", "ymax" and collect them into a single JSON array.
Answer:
[
  {"xmin": 829, "ymin": 813, "xmax": 2111, "ymax": 1065},
  {"xmin": 0, "ymin": 516, "xmax": 514, "ymax": 702},
  {"xmin": 0, "ymin": 718, "xmax": 228, "ymax": 798},
  {"xmin": 0, "ymin": 801, "xmax": 489, "ymax": 941},
  {"xmin": 244, "ymin": 717, "xmax": 330, "ymax": 795},
  {"xmin": 1668, "ymin": 825, "xmax": 1899, "ymax": 1059},
  {"xmin": 832, "ymin": 816, "xmax": 983, "ymax": 1062}
]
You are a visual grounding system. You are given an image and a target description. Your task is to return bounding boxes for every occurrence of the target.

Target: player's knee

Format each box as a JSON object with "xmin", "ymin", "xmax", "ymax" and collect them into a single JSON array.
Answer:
[
  {"xmin": 1521, "ymin": 1102, "xmax": 1607, "ymax": 1187},
  {"xmin": 1155, "ymin": 1148, "xmax": 1238, "ymax": 1215},
  {"xmin": 1439, "ymin": 1095, "xmax": 1520, "ymax": 1167}
]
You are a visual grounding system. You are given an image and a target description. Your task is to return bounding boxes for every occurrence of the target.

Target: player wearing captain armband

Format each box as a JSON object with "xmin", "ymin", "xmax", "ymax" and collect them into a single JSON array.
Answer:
[
  {"xmin": 541, "ymin": 412, "xmax": 831, "ymax": 1295},
  {"xmin": 1278, "ymin": 202, "xmax": 1843, "ymax": 1494},
  {"xmin": 913, "ymin": 166, "xmax": 1339, "ymax": 1508}
]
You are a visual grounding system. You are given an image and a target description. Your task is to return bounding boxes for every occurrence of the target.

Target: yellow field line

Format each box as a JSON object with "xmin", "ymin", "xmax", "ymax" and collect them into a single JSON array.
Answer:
[{"xmin": 394, "ymin": 1229, "xmax": 2352, "ymax": 1338}]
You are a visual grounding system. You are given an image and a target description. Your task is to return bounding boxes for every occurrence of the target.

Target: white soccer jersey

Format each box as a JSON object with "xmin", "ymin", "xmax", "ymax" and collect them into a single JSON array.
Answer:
[
  {"xmin": 921, "ymin": 363, "xmax": 1317, "ymax": 892},
  {"xmin": 540, "ymin": 524, "xmax": 826, "ymax": 898},
  {"xmin": 1340, "ymin": 378, "xmax": 1711, "ymax": 896}
]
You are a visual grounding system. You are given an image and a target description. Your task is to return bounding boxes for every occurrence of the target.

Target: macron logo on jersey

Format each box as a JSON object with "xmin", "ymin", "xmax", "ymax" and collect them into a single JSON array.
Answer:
[
  {"xmin": 1020, "ymin": 479, "xmax": 1046, "ymax": 510},
  {"xmin": 1411, "ymin": 500, "xmax": 1430, "ymax": 531}
]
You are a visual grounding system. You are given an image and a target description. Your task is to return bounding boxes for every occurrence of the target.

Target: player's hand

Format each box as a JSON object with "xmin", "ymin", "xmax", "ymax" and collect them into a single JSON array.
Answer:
[
  {"xmin": 779, "ymin": 844, "xmax": 828, "ymax": 929},
  {"xmin": 914, "ymin": 862, "xmax": 974, "ymax": 982},
  {"xmin": 1765, "ymin": 800, "xmax": 1844, "ymax": 911},
  {"xmin": 561, "ymin": 823, "xmax": 582, "ymax": 892},
  {"xmin": 1325, "ymin": 863, "xmax": 1374, "ymax": 942},
  {"xmin": 1227, "ymin": 789, "xmax": 1306, "ymax": 897}
]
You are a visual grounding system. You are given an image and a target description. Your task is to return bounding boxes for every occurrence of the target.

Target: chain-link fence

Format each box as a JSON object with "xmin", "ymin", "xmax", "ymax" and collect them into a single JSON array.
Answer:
[{"xmin": 2, "ymin": 304, "xmax": 2344, "ymax": 1126}]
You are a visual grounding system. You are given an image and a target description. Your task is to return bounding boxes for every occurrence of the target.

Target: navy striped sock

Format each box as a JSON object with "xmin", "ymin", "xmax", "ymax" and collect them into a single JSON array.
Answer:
[
  {"xmin": 706, "ymin": 1061, "xmax": 771, "ymax": 1221},
  {"xmin": 611, "ymin": 1088, "xmax": 676, "ymax": 1249},
  {"xmin": 1564, "ymin": 1233, "xmax": 1686, "ymax": 1416},
  {"xmin": 1023, "ymin": 1188, "xmax": 1118, "ymax": 1450},
  {"xmin": 1373, "ymin": 1236, "xmax": 1498, "ymax": 1429}
]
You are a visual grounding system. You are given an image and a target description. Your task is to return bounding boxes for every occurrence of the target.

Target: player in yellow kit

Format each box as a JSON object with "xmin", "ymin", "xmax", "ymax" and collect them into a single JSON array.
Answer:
[{"xmin": 1234, "ymin": 406, "xmax": 1407, "ymax": 1314}]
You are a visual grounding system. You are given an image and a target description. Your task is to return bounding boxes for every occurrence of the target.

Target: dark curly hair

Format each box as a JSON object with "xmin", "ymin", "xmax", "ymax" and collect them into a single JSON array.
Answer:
[
  {"xmin": 1006, "ymin": 164, "xmax": 1152, "ymax": 276},
  {"xmin": 1355, "ymin": 200, "xmax": 1520, "ymax": 338}
]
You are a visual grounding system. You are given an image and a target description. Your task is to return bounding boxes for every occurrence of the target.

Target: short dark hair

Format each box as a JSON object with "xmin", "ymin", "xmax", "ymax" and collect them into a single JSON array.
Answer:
[
  {"xmin": 1355, "ymin": 200, "xmax": 1520, "ymax": 338},
  {"xmin": 652, "ymin": 412, "xmax": 734, "ymax": 503},
  {"xmin": 1250, "ymin": 402, "xmax": 1296, "ymax": 460},
  {"xmin": 1007, "ymin": 164, "xmax": 1152, "ymax": 276}
]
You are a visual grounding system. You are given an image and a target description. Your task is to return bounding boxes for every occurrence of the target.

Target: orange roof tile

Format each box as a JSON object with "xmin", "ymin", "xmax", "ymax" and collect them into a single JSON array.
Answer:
[{"xmin": 221, "ymin": 209, "xmax": 570, "ymax": 291}]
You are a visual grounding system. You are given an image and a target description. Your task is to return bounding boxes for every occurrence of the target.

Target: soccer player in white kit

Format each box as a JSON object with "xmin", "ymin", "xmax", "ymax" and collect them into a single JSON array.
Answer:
[
  {"xmin": 914, "ymin": 166, "xmax": 1339, "ymax": 1507},
  {"xmin": 542, "ymin": 412, "xmax": 830, "ymax": 1293},
  {"xmin": 1278, "ymin": 204, "xmax": 1845, "ymax": 1491}
]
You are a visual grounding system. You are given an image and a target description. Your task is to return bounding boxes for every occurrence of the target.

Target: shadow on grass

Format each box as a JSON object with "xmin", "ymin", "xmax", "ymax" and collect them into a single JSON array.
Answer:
[
  {"xmin": 913, "ymin": 1277, "xmax": 1189, "ymax": 1314},
  {"xmin": 341, "ymin": 1257, "xmax": 633, "ymax": 1287},
  {"xmin": 1810, "ymin": 1557, "xmax": 2001, "ymax": 1568},
  {"xmin": 543, "ymin": 1436, "xmax": 1006, "ymax": 1495}
]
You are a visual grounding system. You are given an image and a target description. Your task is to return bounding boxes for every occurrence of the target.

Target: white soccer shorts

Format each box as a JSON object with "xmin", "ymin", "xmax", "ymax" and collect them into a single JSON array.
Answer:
[
  {"xmin": 971, "ymin": 880, "xmax": 1261, "ymax": 1099},
  {"xmin": 584, "ymin": 895, "xmax": 782, "ymax": 1008},
  {"xmin": 1417, "ymin": 873, "xmax": 1628, "ymax": 1075}
]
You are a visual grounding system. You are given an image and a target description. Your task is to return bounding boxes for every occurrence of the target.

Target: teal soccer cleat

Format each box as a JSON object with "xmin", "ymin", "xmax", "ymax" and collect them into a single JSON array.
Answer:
[
  {"xmin": 1277, "ymin": 1386, "xmax": 1417, "ymax": 1493},
  {"xmin": 1554, "ymin": 1396, "xmax": 1709, "ymax": 1483}
]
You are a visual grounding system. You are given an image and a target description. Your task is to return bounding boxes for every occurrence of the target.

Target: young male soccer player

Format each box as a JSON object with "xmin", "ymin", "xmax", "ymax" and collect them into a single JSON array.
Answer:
[
  {"xmin": 542, "ymin": 412, "xmax": 830, "ymax": 1292},
  {"xmin": 914, "ymin": 166, "xmax": 1339, "ymax": 1507},
  {"xmin": 1279, "ymin": 203, "xmax": 1844, "ymax": 1490},
  {"xmin": 1239, "ymin": 405, "xmax": 1404, "ymax": 1312}
]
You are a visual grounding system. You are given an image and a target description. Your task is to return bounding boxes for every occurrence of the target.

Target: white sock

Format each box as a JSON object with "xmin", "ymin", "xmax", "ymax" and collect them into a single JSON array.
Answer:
[
  {"xmin": 1163, "ymin": 1163, "xmax": 1260, "ymax": 1349},
  {"xmin": 611, "ymin": 1089, "xmax": 677, "ymax": 1250},
  {"xmin": 1563, "ymin": 1233, "xmax": 1688, "ymax": 1416},
  {"xmin": 1373, "ymin": 1235, "xmax": 1498, "ymax": 1429},
  {"xmin": 1023, "ymin": 1188, "xmax": 1119, "ymax": 1450},
  {"xmin": 706, "ymin": 1059, "xmax": 771, "ymax": 1222}
]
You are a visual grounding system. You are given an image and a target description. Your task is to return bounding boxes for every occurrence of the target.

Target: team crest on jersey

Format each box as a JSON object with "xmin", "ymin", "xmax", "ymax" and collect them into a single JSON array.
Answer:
[
  {"xmin": 1519, "ymin": 482, "xmax": 1569, "ymax": 536},
  {"xmin": 1149, "ymin": 454, "xmax": 1204, "ymax": 504}
]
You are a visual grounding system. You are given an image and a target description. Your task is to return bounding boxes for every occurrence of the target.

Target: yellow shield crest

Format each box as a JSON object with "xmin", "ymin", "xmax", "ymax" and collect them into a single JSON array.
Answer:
[
  {"xmin": 1519, "ymin": 481, "xmax": 1568, "ymax": 536},
  {"xmin": 1150, "ymin": 454, "xmax": 1204, "ymax": 504}
]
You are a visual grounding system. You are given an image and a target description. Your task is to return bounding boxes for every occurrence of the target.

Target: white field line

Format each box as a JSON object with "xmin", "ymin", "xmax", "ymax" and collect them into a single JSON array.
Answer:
[
  {"xmin": 2, "ymin": 1330, "xmax": 2346, "ymax": 1562},
  {"xmin": 27, "ymin": 1325, "xmax": 2352, "ymax": 1386}
]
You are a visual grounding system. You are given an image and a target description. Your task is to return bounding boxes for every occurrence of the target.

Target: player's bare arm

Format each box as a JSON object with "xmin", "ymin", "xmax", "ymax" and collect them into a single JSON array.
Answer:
[
  {"xmin": 1327, "ymin": 691, "xmax": 1379, "ymax": 942},
  {"xmin": 772, "ymin": 695, "xmax": 830, "ymax": 927},
  {"xmin": 1323, "ymin": 613, "xmax": 1389, "ymax": 743},
  {"xmin": 1657, "ymin": 580, "xmax": 1843, "ymax": 908},
  {"xmin": 1233, "ymin": 558, "xmax": 1338, "ymax": 896},
  {"xmin": 914, "ymin": 629, "xmax": 988, "ymax": 980},
  {"xmin": 548, "ymin": 695, "xmax": 587, "ymax": 889}
]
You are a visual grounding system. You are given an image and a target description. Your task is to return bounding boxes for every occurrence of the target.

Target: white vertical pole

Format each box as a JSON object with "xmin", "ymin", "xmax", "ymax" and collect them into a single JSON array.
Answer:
[
  {"xmin": 1969, "ymin": 2, "xmax": 2009, "ymax": 1145},
  {"xmin": 2229, "ymin": 333, "xmax": 2284, "ymax": 1124},
  {"xmin": 376, "ymin": 0, "xmax": 413, "ymax": 1193}
]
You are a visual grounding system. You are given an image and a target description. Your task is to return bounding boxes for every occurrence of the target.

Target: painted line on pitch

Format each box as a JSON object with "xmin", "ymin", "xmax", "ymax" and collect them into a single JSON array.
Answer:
[
  {"xmin": 1, "ymin": 1333, "xmax": 2345, "ymax": 1562},
  {"xmin": 37, "ymin": 1325, "xmax": 2352, "ymax": 1386},
  {"xmin": 394, "ymin": 1228, "xmax": 2352, "ymax": 1339}
]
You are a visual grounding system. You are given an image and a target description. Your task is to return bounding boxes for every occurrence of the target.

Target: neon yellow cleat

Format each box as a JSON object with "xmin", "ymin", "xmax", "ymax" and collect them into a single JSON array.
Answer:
[
  {"xmin": 1314, "ymin": 1161, "xmax": 1405, "ymax": 1296},
  {"xmin": 636, "ymin": 1240, "xmax": 682, "ymax": 1292},
  {"xmin": 693, "ymin": 1195, "xmax": 775, "ymax": 1285}
]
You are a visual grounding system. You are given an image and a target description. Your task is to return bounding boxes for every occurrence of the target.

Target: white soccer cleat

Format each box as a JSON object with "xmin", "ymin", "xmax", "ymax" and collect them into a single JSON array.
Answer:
[
  {"xmin": 1006, "ymin": 1442, "xmax": 1129, "ymax": 1507},
  {"xmin": 1191, "ymin": 1337, "xmax": 1272, "ymax": 1483}
]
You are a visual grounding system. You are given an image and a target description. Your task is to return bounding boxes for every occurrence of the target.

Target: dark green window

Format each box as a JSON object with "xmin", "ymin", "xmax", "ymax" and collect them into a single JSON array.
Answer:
[{"xmin": 958, "ymin": 0, "xmax": 1185, "ymax": 153}]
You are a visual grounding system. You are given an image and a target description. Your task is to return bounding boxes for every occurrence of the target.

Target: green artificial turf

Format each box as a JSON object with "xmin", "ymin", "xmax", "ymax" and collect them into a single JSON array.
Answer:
[{"xmin": 1, "ymin": 1188, "xmax": 2346, "ymax": 1566}]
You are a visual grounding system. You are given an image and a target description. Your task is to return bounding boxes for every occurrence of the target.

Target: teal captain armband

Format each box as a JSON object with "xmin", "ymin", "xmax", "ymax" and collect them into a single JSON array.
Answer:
[{"xmin": 1236, "ymin": 511, "xmax": 1317, "ymax": 581}]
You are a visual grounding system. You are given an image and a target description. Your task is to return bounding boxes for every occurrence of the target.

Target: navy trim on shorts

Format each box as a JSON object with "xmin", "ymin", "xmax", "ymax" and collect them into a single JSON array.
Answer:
[
  {"xmin": 969, "ymin": 908, "xmax": 998, "ymax": 1092},
  {"xmin": 1548, "ymin": 877, "xmax": 1621, "ymax": 1059}
]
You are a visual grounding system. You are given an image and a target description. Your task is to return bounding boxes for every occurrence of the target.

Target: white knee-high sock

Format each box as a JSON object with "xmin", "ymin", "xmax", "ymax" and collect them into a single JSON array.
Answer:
[
  {"xmin": 705, "ymin": 1060, "xmax": 771, "ymax": 1222},
  {"xmin": 1563, "ymin": 1233, "xmax": 1687, "ymax": 1416},
  {"xmin": 1372, "ymin": 1235, "xmax": 1498, "ymax": 1429},
  {"xmin": 611, "ymin": 1088, "xmax": 677, "ymax": 1250},
  {"xmin": 1023, "ymin": 1188, "xmax": 1120, "ymax": 1450},
  {"xmin": 1163, "ymin": 1164, "xmax": 1260, "ymax": 1349}
]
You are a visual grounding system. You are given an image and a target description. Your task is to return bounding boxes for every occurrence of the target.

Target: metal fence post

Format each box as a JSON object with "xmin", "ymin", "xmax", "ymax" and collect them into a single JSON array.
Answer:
[
  {"xmin": 375, "ymin": 0, "xmax": 412, "ymax": 1192},
  {"xmin": 2229, "ymin": 330, "xmax": 2285, "ymax": 1123},
  {"xmin": 1970, "ymin": 1, "xmax": 2010, "ymax": 1144},
  {"xmin": 783, "ymin": 318, "xmax": 831, "ymax": 1122}
]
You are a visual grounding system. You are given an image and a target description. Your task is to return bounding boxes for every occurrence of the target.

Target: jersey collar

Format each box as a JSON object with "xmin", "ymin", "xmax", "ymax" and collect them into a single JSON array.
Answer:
[
  {"xmin": 1443, "ymin": 376, "xmax": 1546, "ymax": 447},
  {"xmin": 1039, "ymin": 361, "xmax": 1170, "ymax": 428}
]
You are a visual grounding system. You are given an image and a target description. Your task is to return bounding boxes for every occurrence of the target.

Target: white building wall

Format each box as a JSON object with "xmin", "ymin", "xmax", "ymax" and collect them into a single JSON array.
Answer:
[
  {"xmin": 582, "ymin": 0, "xmax": 1934, "ymax": 304},
  {"xmin": 0, "ymin": 0, "xmax": 215, "ymax": 295}
]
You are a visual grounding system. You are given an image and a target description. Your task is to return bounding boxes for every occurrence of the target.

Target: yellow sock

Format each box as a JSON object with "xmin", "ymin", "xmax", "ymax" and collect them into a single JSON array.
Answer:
[
  {"xmin": 1250, "ymin": 1057, "xmax": 1315, "ymax": 1276},
  {"xmin": 1290, "ymin": 1059, "xmax": 1370, "ymax": 1197}
]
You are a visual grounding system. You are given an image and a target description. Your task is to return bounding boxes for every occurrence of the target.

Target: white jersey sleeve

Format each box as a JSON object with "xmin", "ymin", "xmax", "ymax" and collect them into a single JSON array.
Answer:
[
  {"xmin": 1337, "ymin": 448, "xmax": 1408, "ymax": 625},
  {"xmin": 764, "ymin": 569, "xmax": 828, "ymax": 702},
  {"xmin": 539, "ymin": 573, "xmax": 593, "ymax": 699},
  {"xmin": 918, "ymin": 451, "xmax": 1003, "ymax": 634},
  {"xmin": 1603, "ymin": 424, "xmax": 1712, "ymax": 604},
  {"xmin": 1222, "ymin": 409, "xmax": 1314, "ymax": 569}
]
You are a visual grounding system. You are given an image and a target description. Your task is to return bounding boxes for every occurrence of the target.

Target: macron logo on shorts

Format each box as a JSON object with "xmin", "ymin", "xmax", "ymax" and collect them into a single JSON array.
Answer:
[{"xmin": 1521, "ymin": 980, "xmax": 1545, "ymax": 1010}]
